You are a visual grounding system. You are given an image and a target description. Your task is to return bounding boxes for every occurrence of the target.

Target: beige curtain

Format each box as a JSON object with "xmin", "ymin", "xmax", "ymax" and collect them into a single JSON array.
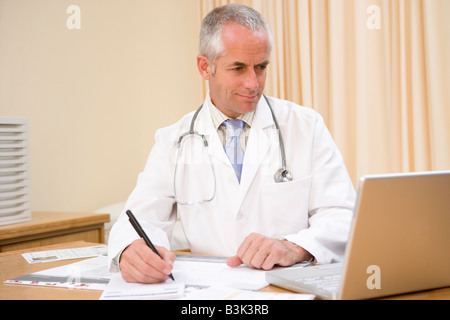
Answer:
[{"xmin": 197, "ymin": 0, "xmax": 450, "ymax": 186}]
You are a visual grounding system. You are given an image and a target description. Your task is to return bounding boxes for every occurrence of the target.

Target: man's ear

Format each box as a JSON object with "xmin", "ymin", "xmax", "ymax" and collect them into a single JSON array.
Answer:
[{"xmin": 197, "ymin": 55, "xmax": 212, "ymax": 80}]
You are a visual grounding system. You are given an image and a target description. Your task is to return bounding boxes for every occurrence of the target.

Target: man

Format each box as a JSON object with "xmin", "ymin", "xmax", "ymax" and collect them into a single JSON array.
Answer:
[{"xmin": 108, "ymin": 4, "xmax": 356, "ymax": 284}]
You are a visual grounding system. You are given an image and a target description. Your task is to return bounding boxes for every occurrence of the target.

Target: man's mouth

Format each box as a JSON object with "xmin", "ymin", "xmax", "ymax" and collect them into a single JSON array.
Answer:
[{"xmin": 236, "ymin": 92, "xmax": 260, "ymax": 100}]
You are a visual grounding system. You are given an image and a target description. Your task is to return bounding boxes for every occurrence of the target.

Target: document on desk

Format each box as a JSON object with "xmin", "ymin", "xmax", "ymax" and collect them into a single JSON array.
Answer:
[
  {"xmin": 100, "ymin": 259, "xmax": 270, "ymax": 300},
  {"xmin": 100, "ymin": 258, "xmax": 267, "ymax": 300},
  {"xmin": 182, "ymin": 286, "xmax": 315, "ymax": 300},
  {"xmin": 5, "ymin": 255, "xmax": 111, "ymax": 290},
  {"xmin": 21, "ymin": 245, "xmax": 108, "ymax": 263},
  {"xmin": 100, "ymin": 258, "xmax": 314, "ymax": 300},
  {"xmin": 100, "ymin": 274, "xmax": 184, "ymax": 300},
  {"xmin": 172, "ymin": 259, "xmax": 268, "ymax": 291},
  {"xmin": 171, "ymin": 256, "xmax": 313, "ymax": 291}
]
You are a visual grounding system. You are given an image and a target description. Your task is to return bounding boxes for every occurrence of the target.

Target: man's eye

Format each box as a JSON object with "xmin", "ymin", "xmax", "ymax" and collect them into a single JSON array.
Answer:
[
  {"xmin": 232, "ymin": 67, "xmax": 244, "ymax": 71},
  {"xmin": 257, "ymin": 65, "xmax": 268, "ymax": 70}
]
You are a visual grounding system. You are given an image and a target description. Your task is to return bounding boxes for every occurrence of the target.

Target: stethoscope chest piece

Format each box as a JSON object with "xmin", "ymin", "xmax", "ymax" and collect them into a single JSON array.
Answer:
[{"xmin": 274, "ymin": 168, "xmax": 293, "ymax": 183}]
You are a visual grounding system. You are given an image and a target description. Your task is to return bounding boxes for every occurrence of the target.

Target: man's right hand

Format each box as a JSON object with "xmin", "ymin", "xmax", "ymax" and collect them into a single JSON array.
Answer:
[{"xmin": 119, "ymin": 239, "xmax": 175, "ymax": 283}]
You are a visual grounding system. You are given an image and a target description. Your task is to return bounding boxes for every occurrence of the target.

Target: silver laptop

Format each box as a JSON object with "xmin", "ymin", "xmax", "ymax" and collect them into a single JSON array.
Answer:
[{"xmin": 266, "ymin": 171, "xmax": 450, "ymax": 299}]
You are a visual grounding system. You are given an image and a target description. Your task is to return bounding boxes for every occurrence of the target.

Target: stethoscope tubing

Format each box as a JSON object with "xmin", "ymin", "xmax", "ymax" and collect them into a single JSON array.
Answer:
[{"xmin": 174, "ymin": 94, "xmax": 292, "ymax": 205}]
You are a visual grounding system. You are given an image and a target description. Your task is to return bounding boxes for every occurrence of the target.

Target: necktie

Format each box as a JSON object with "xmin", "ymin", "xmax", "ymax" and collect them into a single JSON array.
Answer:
[{"xmin": 221, "ymin": 119, "xmax": 245, "ymax": 182}]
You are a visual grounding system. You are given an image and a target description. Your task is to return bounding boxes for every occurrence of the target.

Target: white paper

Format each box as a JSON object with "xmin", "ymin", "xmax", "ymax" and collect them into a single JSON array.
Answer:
[
  {"xmin": 171, "ymin": 260, "xmax": 268, "ymax": 291},
  {"xmin": 21, "ymin": 245, "xmax": 108, "ymax": 263},
  {"xmin": 182, "ymin": 286, "xmax": 315, "ymax": 300},
  {"xmin": 100, "ymin": 258, "xmax": 269, "ymax": 300},
  {"xmin": 100, "ymin": 274, "xmax": 184, "ymax": 300}
]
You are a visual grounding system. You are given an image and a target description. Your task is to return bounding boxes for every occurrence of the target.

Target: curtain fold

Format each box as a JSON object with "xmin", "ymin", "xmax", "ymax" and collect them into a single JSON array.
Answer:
[{"xmin": 197, "ymin": 0, "xmax": 450, "ymax": 185}]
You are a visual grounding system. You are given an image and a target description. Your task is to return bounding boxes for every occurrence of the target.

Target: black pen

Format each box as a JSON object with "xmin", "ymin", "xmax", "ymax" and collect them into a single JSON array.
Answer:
[{"xmin": 126, "ymin": 210, "xmax": 175, "ymax": 281}]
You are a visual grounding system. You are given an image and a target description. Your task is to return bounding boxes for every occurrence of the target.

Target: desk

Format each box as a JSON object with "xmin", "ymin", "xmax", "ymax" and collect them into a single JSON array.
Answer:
[
  {"xmin": 1, "ymin": 241, "xmax": 449, "ymax": 300},
  {"xmin": 0, "ymin": 241, "xmax": 103, "ymax": 299},
  {"xmin": 0, "ymin": 212, "xmax": 110, "ymax": 252}
]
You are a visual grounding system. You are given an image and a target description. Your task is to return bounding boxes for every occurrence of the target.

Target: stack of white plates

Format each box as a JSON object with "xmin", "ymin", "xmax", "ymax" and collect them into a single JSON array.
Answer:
[{"xmin": 0, "ymin": 117, "xmax": 31, "ymax": 225}]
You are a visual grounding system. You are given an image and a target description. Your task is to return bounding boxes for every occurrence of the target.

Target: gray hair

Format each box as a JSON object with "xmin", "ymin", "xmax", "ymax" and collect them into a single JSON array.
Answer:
[{"xmin": 199, "ymin": 4, "xmax": 273, "ymax": 74}]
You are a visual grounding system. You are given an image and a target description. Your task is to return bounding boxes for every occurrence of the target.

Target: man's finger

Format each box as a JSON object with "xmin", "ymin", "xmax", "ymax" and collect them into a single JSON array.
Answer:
[{"xmin": 226, "ymin": 255, "xmax": 243, "ymax": 267}]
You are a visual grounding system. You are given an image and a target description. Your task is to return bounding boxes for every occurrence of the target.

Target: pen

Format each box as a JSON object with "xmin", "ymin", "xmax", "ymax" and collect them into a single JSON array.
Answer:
[
  {"xmin": 32, "ymin": 256, "xmax": 58, "ymax": 261},
  {"xmin": 126, "ymin": 210, "xmax": 175, "ymax": 281}
]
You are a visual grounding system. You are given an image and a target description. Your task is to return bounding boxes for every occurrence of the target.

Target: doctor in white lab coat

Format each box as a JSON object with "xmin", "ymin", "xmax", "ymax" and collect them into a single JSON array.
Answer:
[{"xmin": 108, "ymin": 4, "xmax": 356, "ymax": 284}]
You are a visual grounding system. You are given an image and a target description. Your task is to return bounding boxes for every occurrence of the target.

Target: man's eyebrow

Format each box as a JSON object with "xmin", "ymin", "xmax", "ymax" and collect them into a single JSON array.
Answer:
[
  {"xmin": 231, "ymin": 61, "xmax": 247, "ymax": 67},
  {"xmin": 230, "ymin": 60, "xmax": 270, "ymax": 67}
]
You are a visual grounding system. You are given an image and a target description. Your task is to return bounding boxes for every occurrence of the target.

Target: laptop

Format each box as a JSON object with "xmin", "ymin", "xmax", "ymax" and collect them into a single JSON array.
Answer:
[{"xmin": 266, "ymin": 171, "xmax": 450, "ymax": 299}]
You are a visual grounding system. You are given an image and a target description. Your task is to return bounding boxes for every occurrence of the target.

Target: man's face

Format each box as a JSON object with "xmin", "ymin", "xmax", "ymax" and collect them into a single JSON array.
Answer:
[{"xmin": 198, "ymin": 23, "xmax": 270, "ymax": 119}]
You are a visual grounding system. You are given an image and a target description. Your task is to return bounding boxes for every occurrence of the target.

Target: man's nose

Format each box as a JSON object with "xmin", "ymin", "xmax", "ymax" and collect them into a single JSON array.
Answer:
[{"xmin": 243, "ymin": 69, "xmax": 259, "ymax": 91}]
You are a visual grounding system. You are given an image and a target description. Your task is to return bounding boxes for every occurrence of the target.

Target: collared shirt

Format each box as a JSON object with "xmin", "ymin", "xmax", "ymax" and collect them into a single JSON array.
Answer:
[{"xmin": 205, "ymin": 93, "xmax": 255, "ymax": 152}]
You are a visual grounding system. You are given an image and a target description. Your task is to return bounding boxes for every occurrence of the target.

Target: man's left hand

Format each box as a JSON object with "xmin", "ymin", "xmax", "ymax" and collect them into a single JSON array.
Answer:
[{"xmin": 226, "ymin": 232, "xmax": 313, "ymax": 270}]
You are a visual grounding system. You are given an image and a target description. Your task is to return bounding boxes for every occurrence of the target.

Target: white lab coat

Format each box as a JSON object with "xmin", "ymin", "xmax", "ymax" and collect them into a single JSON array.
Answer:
[{"xmin": 108, "ymin": 95, "xmax": 356, "ymax": 272}]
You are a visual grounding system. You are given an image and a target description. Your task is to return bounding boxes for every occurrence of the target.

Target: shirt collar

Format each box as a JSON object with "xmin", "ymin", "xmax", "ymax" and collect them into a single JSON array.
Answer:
[{"xmin": 206, "ymin": 91, "xmax": 255, "ymax": 130}]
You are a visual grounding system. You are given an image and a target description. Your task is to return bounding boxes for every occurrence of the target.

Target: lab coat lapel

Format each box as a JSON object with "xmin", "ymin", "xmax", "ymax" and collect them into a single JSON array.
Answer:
[{"xmin": 238, "ymin": 98, "xmax": 274, "ymax": 203}]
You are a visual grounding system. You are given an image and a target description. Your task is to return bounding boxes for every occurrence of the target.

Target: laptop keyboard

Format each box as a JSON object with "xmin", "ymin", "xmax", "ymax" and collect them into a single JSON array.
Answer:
[{"xmin": 295, "ymin": 273, "xmax": 342, "ymax": 292}]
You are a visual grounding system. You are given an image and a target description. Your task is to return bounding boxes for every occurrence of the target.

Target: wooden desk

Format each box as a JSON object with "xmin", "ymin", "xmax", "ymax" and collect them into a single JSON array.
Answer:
[
  {"xmin": 0, "ymin": 241, "xmax": 103, "ymax": 299},
  {"xmin": 0, "ymin": 212, "xmax": 110, "ymax": 252},
  {"xmin": 1, "ymin": 241, "xmax": 449, "ymax": 300}
]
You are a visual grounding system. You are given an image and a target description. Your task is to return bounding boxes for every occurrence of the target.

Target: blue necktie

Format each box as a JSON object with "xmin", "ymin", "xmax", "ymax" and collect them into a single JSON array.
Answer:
[{"xmin": 221, "ymin": 119, "xmax": 245, "ymax": 182}]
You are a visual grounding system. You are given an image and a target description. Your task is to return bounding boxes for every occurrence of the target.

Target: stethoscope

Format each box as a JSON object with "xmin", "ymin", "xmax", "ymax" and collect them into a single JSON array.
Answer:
[{"xmin": 174, "ymin": 94, "xmax": 293, "ymax": 206}]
